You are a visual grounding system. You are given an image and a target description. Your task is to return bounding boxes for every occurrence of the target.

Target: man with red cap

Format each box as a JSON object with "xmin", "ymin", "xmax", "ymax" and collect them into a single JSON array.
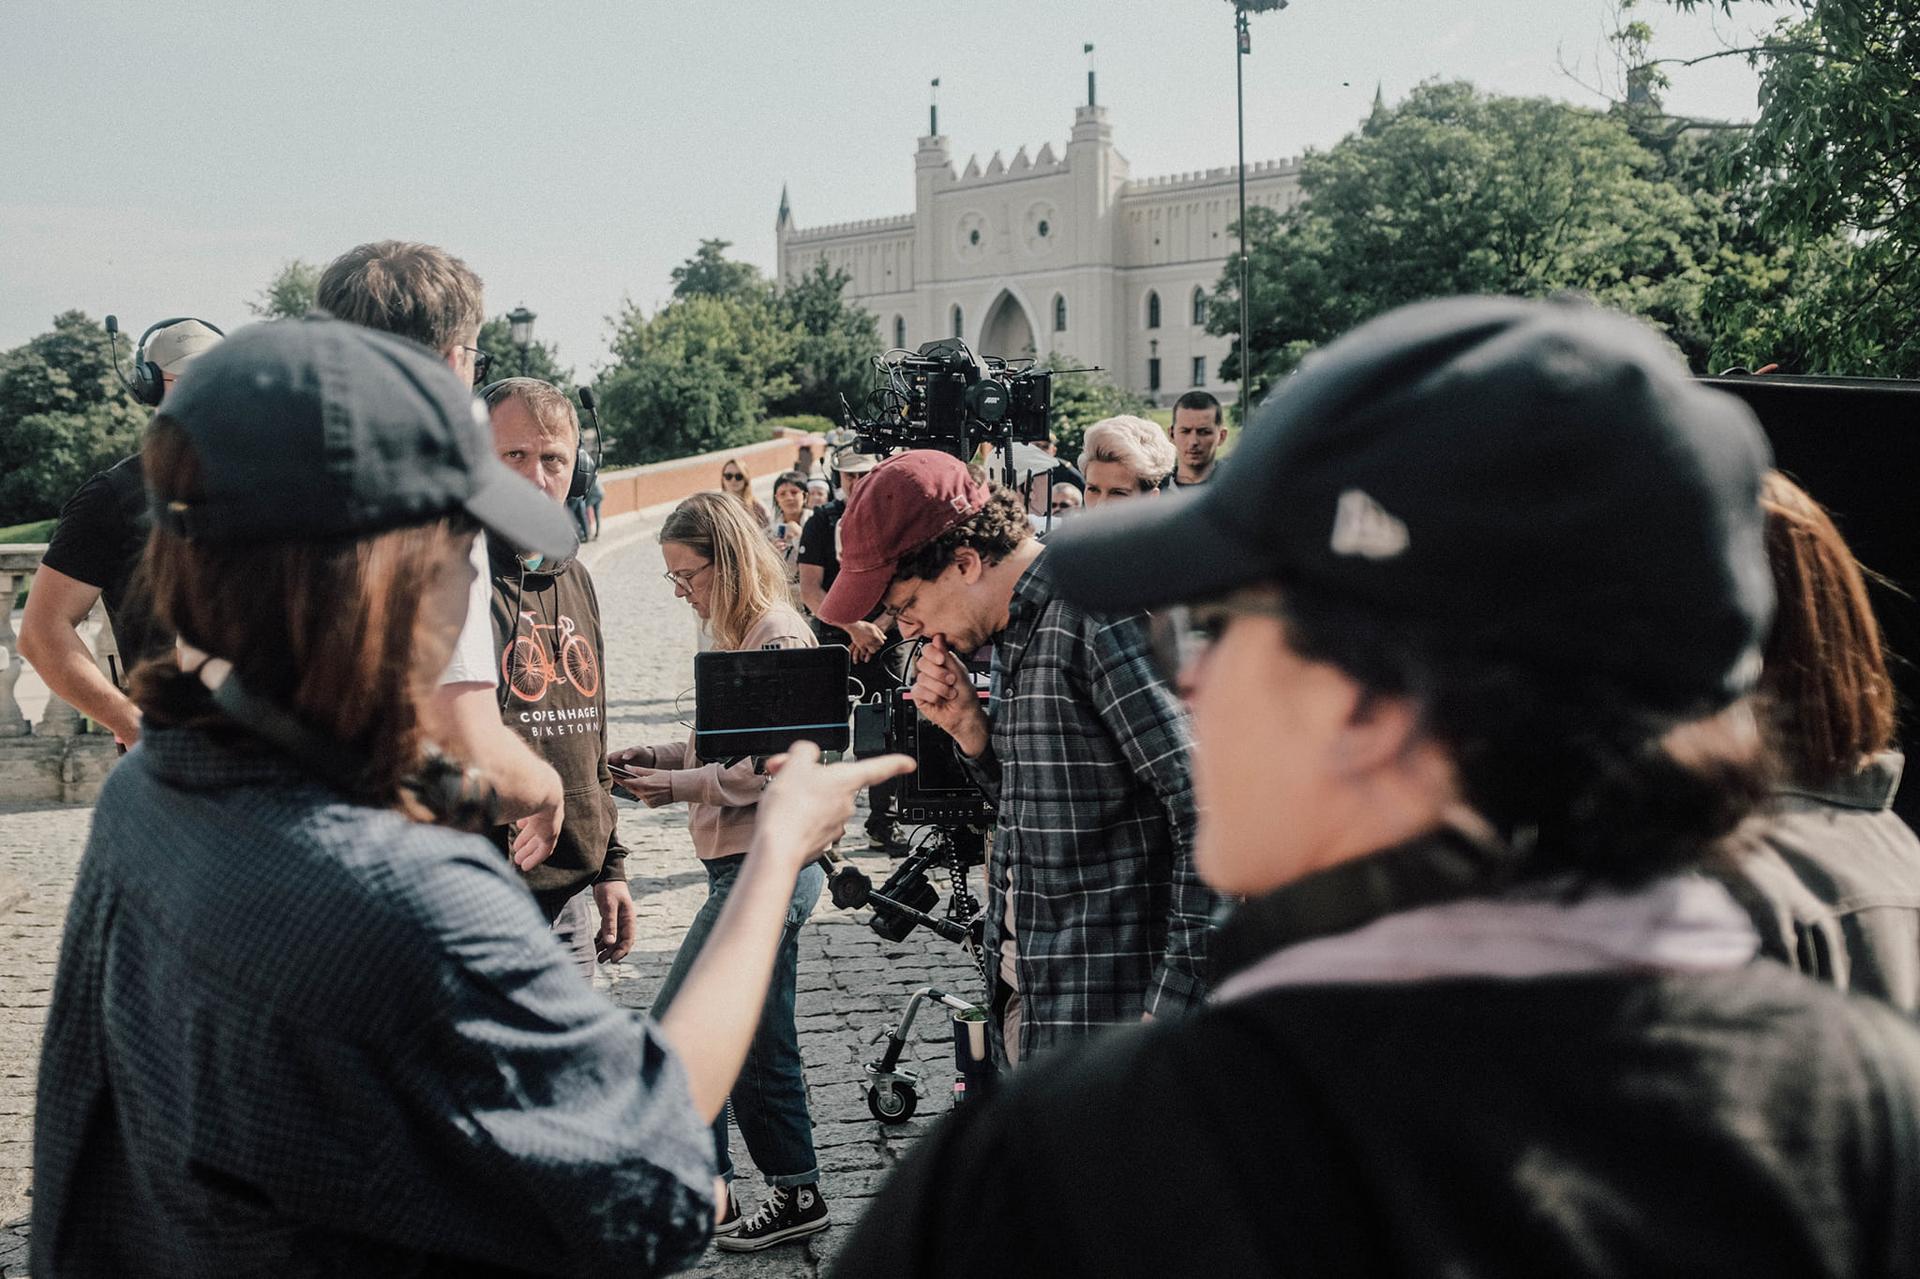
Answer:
[{"xmin": 818, "ymin": 451, "xmax": 1215, "ymax": 1064}]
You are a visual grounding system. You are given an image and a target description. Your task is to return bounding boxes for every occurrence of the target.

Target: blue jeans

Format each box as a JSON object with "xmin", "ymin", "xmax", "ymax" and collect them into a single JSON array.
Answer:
[{"xmin": 650, "ymin": 855, "xmax": 824, "ymax": 1187}]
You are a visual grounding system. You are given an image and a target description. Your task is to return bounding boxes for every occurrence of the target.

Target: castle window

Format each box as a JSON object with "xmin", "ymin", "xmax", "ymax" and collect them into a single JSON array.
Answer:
[
  {"xmin": 1053, "ymin": 294, "xmax": 1067, "ymax": 333},
  {"xmin": 1192, "ymin": 357, "xmax": 1207, "ymax": 387},
  {"xmin": 952, "ymin": 304, "xmax": 964, "ymax": 339},
  {"xmin": 1037, "ymin": 218, "xmax": 1050, "ymax": 238},
  {"xmin": 1148, "ymin": 357, "xmax": 1163, "ymax": 393},
  {"xmin": 894, "ymin": 316, "xmax": 907, "ymax": 349},
  {"xmin": 1192, "ymin": 287, "xmax": 1207, "ymax": 326},
  {"xmin": 1146, "ymin": 291, "xmax": 1162, "ymax": 330}
]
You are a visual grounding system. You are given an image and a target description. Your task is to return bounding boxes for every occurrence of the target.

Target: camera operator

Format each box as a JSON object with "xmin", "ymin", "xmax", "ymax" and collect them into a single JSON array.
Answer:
[
  {"xmin": 798, "ymin": 448, "xmax": 907, "ymax": 852},
  {"xmin": 317, "ymin": 239, "xmax": 568, "ymax": 871},
  {"xmin": 32, "ymin": 318, "xmax": 914, "ymax": 1275},
  {"xmin": 20, "ymin": 319, "xmax": 223, "ymax": 748},
  {"xmin": 817, "ymin": 452, "xmax": 1216, "ymax": 1063},
  {"xmin": 480, "ymin": 378, "xmax": 634, "ymax": 976},
  {"xmin": 831, "ymin": 298, "xmax": 1920, "ymax": 1278}
]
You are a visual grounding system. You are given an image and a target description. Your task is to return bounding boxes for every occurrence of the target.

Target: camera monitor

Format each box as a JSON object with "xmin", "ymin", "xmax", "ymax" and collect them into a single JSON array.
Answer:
[{"xmin": 693, "ymin": 645, "xmax": 852, "ymax": 761}]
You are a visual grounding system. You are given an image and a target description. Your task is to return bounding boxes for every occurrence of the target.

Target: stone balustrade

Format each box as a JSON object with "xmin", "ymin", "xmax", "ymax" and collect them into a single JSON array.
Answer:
[{"xmin": 0, "ymin": 545, "xmax": 121, "ymax": 803}]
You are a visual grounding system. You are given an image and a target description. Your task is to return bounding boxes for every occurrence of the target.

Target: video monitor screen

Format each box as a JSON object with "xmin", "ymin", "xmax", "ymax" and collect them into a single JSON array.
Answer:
[{"xmin": 693, "ymin": 645, "xmax": 852, "ymax": 761}]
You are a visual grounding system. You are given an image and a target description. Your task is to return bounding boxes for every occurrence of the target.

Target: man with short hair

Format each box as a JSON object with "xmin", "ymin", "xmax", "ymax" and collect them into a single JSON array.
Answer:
[
  {"xmin": 317, "ymin": 240, "xmax": 567, "ymax": 868},
  {"xmin": 1169, "ymin": 389, "xmax": 1228, "ymax": 486},
  {"xmin": 21, "ymin": 320, "xmax": 224, "ymax": 747},
  {"xmin": 482, "ymin": 378, "xmax": 635, "ymax": 976},
  {"xmin": 1078, "ymin": 415, "xmax": 1176, "ymax": 506},
  {"xmin": 818, "ymin": 452, "xmax": 1214, "ymax": 1062}
]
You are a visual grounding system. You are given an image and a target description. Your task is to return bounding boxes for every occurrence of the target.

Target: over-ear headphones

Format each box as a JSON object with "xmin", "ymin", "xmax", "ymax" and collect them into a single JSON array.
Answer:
[
  {"xmin": 105, "ymin": 314, "xmax": 227, "ymax": 407},
  {"xmin": 478, "ymin": 379, "xmax": 604, "ymax": 502}
]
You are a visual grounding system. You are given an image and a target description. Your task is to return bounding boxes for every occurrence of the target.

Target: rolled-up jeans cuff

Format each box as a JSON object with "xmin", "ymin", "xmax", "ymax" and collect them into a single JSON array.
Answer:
[{"xmin": 764, "ymin": 1167, "xmax": 820, "ymax": 1189}]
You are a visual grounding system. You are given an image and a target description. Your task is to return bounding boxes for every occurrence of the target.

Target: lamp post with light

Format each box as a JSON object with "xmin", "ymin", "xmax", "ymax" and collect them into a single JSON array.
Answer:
[{"xmin": 1229, "ymin": 0, "xmax": 1289, "ymax": 430}]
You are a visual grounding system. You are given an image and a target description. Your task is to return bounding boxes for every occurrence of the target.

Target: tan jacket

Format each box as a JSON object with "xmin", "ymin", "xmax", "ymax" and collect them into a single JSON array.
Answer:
[{"xmin": 625, "ymin": 605, "xmax": 815, "ymax": 860}]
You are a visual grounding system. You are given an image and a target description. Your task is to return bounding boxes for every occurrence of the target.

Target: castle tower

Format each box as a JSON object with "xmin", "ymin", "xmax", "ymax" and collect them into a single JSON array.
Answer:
[{"xmin": 912, "ymin": 126, "xmax": 953, "ymax": 341}]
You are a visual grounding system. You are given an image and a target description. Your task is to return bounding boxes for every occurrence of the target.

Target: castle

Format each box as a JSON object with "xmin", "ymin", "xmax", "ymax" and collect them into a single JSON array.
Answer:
[{"xmin": 775, "ymin": 97, "xmax": 1303, "ymax": 408}]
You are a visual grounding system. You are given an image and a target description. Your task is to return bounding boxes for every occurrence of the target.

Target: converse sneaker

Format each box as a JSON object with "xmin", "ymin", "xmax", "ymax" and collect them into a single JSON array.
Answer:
[{"xmin": 714, "ymin": 1183, "xmax": 829, "ymax": 1252}]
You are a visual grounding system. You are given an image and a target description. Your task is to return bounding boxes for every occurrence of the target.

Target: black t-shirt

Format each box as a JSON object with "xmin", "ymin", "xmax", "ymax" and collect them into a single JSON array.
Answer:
[
  {"xmin": 796, "ymin": 500, "xmax": 845, "ymax": 592},
  {"xmin": 39, "ymin": 455, "xmax": 168, "ymax": 686},
  {"xmin": 832, "ymin": 967, "xmax": 1920, "ymax": 1279}
]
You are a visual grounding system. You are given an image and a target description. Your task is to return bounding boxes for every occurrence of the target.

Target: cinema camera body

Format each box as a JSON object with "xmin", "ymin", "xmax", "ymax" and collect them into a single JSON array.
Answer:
[{"xmin": 844, "ymin": 338, "xmax": 1058, "ymax": 479}]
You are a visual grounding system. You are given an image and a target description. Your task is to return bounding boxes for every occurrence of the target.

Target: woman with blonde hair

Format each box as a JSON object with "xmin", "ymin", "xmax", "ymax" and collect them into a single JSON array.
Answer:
[
  {"xmin": 719, "ymin": 455, "xmax": 769, "ymax": 527},
  {"xmin": 608, "ymin": 489, "xmax": 834, "ymax": 1251}
]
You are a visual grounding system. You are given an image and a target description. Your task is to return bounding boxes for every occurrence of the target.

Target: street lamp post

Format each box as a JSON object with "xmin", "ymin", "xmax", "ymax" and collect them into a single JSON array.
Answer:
[
  {"xmin": 1231, "ymin": 0, "xmax": 1288, "ymax": 429},
  {"xmin": 506, "ymin": 305, "xmax": 537, "ymax": 353}
]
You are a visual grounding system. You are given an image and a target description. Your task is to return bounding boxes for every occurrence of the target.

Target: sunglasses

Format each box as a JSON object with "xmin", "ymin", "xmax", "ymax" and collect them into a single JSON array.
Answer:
[
  {"xmin": 462, "ymin": 346, "xmax": 493, "ymax": 387},
  {"xmin": 722, "ymin": 470, "xmax": 746, "ymax": 482},
  {"xmin": 1146, "ymin": 592, "xmax": 1289, "ymax": 684}
]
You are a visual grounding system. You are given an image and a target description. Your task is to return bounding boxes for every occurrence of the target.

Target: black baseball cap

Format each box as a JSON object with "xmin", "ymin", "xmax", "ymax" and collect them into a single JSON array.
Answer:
[
  {"xmin": 1048, "ymin": 295, "xmax": 1774, "ymax": 713},
  {"xmin": 153, "ymin": 316, "xmax": 577, "ymax": 561}
]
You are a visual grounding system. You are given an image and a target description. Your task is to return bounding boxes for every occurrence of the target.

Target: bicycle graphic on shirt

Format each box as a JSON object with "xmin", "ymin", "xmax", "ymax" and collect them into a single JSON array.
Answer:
[{"xmin": 503, "ymin": 611, "xmax": 600, "ymax": 702}]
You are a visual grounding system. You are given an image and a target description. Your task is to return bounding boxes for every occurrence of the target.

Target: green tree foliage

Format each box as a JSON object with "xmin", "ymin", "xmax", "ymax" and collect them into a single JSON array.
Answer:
[
  {"xmin": 0, "ymin": 312, "xmax": 148, "ymax": 525},
  {"xmin": 770, "ymin": 259, "xmax": 880, "ymax": 420},
  {"xmin": 476, "ymin": 314, "xmax": 572, "ymax": 387},
  {"xmin": 1208, "ymin": 81, "xmax": 1710, "ymax": 399},
  {"xmin": 596, "ymin": 293, "xmax": 797, "ymax": 466},
  {"xmin": 248, "ymin": 258, "xmax": 321, "ymax": 320},
  {"xmin": 1655, "ymin": 0, "xmax": 1918, "ymax": 374},
  {"xmin": 670, "ymin": 238, "xmax": 768, "ymax": 301},
  {"xmin": 1036, "ymin": 354, "xmax": 1153, "ymax": 460}
]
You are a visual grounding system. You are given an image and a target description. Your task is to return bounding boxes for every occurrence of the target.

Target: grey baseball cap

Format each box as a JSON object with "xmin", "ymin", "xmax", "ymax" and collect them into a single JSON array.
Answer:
[
  {"xmin": 1047, "ymin": 295, "xmax": 1774, "ymax": 714},
  {"xmin": 153, "ymin": 316, "xmax": 577, "ymax": 561}
]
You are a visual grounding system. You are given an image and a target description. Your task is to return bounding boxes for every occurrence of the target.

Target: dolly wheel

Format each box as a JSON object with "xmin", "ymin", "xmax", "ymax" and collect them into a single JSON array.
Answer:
[{"xmin": 867, "ymin": 1081, "xmax": 918, "ymax": 1124}]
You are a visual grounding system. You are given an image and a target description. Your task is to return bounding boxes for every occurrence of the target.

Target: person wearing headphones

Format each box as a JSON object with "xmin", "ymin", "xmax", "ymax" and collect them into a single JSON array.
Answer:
[
  {"xmin": 31, "ymin": 317, "xmax": 913, "ymax": 1274},
  {"xmin": 480, "ymin": 377, "xmax": 633, "ymax": 977},
  {"xmin": 21, "ymin": 318, "xmax": 223, "ymax": 748}
]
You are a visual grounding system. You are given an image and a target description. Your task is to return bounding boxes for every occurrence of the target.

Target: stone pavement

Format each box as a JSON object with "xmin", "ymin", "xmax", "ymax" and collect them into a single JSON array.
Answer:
[{"xmin": 0, "ymin": 510, "xmax": 986, "ymax": 1277}]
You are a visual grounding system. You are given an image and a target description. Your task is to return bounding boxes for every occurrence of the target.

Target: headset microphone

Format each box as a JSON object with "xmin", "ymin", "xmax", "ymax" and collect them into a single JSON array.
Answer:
[
  {"xmin": 571, "ymin": 385, "xmax": 604, "ymax": 503},
  {"xmin": 104, "ymin": 313, "xmax": 228, "ymax": 407},
  {"xmin": 103, "ymin": 315, "xmax": 139, "ymax": 400}
]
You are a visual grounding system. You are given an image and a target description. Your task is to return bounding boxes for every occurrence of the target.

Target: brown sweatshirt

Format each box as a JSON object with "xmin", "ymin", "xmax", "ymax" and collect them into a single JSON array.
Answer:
[
  {"xmin": 621, "ymin": 605, "xmax": 815, "ymax": 861},
  {"xmin": 485, "ymin": 537, "xmax": 628, "ymax": 919}
]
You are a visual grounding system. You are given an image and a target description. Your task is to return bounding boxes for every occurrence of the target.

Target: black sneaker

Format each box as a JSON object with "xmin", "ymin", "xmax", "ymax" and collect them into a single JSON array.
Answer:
[{"xmin": 714, "ymin": 1183, "xmax": 829, "ymax": 1252}]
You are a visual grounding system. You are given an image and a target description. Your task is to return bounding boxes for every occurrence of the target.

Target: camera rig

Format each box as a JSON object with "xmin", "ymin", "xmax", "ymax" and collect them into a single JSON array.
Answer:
[{"xmin": 843, "ymin": 339, "xmax": 1060, "ymax": 485}]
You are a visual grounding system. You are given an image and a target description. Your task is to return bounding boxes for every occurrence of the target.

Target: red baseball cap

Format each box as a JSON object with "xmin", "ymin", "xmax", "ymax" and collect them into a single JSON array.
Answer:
[{"xmin": 818, "ymin": 450, "xmax": 991, "ymax": 627}]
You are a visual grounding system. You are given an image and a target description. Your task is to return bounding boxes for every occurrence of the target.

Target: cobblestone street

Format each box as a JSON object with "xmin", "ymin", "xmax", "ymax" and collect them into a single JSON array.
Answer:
[{"xmin": 0, "ymin": 508, "xmax": 984, "ymax": 1277}]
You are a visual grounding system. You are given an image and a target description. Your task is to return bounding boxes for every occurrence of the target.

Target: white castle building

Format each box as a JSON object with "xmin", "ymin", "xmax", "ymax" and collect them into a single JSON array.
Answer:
[{"xmin": 776, "ymin": 97, "xmax": 1303, "ymax": 407}]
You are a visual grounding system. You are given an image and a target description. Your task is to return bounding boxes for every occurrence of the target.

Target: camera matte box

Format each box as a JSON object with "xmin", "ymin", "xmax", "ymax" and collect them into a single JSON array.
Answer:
[{"xmin": 693, "ymin": 645, "xmax": 852, "ymax": 761}]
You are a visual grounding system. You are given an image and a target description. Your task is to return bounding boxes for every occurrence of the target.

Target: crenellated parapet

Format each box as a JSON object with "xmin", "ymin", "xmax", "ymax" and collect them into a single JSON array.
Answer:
[
  {"xmin": 786, "ymin": 213, "xmax": 916, "ymax": 244},
  {"xmin": 1121, "ymin": 157, "xmax": 1302, "ymax": 195}
]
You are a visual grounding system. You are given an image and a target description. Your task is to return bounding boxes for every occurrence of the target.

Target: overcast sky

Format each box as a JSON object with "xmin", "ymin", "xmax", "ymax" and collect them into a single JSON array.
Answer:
[{"xmin": 1, "ymin": 0, "xmax": 1769, "ymax": 378}]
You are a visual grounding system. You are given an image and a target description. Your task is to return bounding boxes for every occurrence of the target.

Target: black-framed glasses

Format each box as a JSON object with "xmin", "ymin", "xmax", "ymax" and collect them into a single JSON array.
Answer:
[
  {"xmin": 463, "ymin": 346, "xmax": 493, "ymax": 388},
  {"xmin": 721, "ymin": 470, "xmax": 746, "ymax": 483},
  {"xmin": 1146, "ymin": 592, "xmax": 1290, "ymax": 684},
  {"xmin": 663, "ymin": 560, "xmax": 713, "ymax": 591}
]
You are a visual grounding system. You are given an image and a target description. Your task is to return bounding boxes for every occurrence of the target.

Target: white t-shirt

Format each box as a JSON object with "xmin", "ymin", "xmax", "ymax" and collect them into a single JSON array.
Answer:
[{"xmin": 439, "ymin": 536, "xmax": 497, "ymax": 687}]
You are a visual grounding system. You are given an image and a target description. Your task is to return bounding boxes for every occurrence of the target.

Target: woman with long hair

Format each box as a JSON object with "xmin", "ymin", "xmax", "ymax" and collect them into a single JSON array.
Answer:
[
  {"xmin": 720, "ymin": 455, "xmax": 769, "ymax": 527},
  {"xmin": 608, "ymin": 490, "xmax": 834, "ymax": 1253},
  {"xmin": 31, "ymin": 320, "xmax": 908, "ymax": 1275},
  {"xmin": 1724, "ymin": 471, "xmax": 1920, "ymax": 1010}
]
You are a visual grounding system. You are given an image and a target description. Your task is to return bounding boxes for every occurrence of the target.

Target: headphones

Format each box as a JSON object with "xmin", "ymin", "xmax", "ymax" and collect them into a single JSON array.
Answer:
[
  {"xmin": 105, "ymin": 314, "xmax": 227, "ymax": 407},
  {"xmin": 478, "ymin": 379, "xmax": 603, "ymax": 502}
]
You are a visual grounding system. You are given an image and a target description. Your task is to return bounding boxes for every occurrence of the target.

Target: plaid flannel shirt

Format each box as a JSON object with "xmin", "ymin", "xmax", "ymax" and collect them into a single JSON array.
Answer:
[
  {"xmin": 33, "ymin": 727, "xmax": 714, "ymax": 1278},
  {"xmin": 964, "ymin": 553, "xmax": 1217, "ymax": 1059}
]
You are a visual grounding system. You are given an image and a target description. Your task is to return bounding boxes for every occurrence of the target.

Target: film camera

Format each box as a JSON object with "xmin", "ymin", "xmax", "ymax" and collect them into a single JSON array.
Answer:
[{"xmin": 845, "ymin": 339, "xmax": 1056, "ymax": 474}]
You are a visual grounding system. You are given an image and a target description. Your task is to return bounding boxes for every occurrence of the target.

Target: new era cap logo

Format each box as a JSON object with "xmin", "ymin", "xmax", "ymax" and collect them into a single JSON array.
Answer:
[{"xmin": 1330, "ymin": 489, "xmax": 1409, "ymax": 560}]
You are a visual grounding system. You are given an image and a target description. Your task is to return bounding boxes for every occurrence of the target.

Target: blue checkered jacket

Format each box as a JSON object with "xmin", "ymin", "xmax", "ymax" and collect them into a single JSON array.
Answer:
[
  {"xmin": 965, "ymin": 554, "xmax": 1217, "ymax": 1058},
  {"xmin": 32, "ymin": 727, "xmax": 714, "ymax": 1277}
]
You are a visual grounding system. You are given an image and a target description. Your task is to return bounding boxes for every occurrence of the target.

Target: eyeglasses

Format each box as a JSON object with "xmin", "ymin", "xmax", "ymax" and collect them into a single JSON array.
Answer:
[
  {"xmin": 721, "ymin": 470, "xmax": 746, "ymax": 482},
  {"xmin": 663, "ymin": 560, "xmax": 713, "ymax": 591},
  {"xmin": 462, "ymin": 346, "xmax": 493, "ymax": 387},
  {"xmin": 1146, "ymin": 592, "xmax": 1290, "ymax": 684},
  {"xmin": 878, "ymin": 588, "xmax": 919, "ymax": 628}
]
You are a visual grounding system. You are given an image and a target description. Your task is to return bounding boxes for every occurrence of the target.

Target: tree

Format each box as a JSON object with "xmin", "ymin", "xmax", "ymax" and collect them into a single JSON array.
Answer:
[
  {"xmin": 770, "ymin": 259, "xmax": 879, "ymax": 420},
  {"xmin": 1207, "ymin": 81, "xmax": 1709, "ymax": 399},
  {"xmin": 1651, "ymin": 0, "xmax": 1920, "ymax": 374},
  {"xmin": 1036, "ymin": 354, "xmax": 1153, "ymax": 460},
  {"xmin": 248, "ymin": 259, "xmax": 321, "ymax": 320},
  {"xmin": 476, "ymin": 314, "xmax": 572, "ymax": 386},
  {"xmin": 0, "ymin": 312, "xmax": 148, "ymax": 524},
  {"xmin": 670, "ymin": 238, "xmax": 768, "ymax": 301},
  {"xmin": 595, "ymin": 293, "xmax": 797, "ymax": 466}
]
